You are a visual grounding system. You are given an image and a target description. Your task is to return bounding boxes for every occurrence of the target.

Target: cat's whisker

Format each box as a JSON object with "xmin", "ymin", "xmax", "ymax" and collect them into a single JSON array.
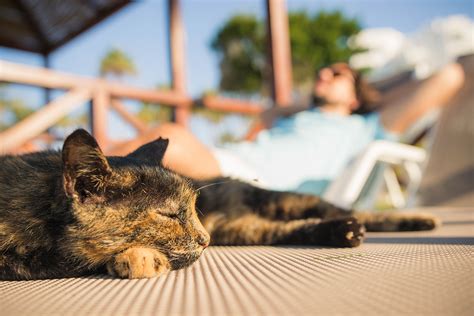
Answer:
[
  {"xmin": 196, "ymin": 180, "xmax": 233, "ymax": 192},
  {"xmin": 196, "ymin": 206, "xmax": 204, "ymax": 217}
]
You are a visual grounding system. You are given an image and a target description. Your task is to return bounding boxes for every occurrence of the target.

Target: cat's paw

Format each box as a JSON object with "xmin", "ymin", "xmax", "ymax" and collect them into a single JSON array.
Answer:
[
  {"xmin": 322, "ymin": 217, "xmax": 365, "ymax": 248},
  {"xmin": 107, "ymin": 247, "xmax": 170, "ymax": 279},
  {"xmin": 397, "ymin": 213, "xmax": 441, "ymax": 231}
]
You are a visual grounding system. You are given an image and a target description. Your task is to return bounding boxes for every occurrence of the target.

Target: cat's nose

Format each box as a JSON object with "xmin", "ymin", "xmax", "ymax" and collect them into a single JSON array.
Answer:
[{"xmin": 197, "ymin": 234, "xmax": 210, "ymax": 249}]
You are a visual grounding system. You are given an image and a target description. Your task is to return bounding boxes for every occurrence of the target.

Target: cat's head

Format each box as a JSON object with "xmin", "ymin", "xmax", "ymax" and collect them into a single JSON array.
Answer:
[{"xmin": 62, "ymin": 129, "xmax": 210, "ymax": 270}]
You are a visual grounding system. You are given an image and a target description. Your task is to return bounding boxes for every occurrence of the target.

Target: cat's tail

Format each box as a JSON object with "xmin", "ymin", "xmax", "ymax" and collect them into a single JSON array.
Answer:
[{"xmin": 354, "ymin": 211, "xmax": 441, "ymax": 232}]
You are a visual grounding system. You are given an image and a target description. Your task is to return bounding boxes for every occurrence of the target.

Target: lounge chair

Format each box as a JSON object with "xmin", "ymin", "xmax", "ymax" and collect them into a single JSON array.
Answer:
[{"xmin": 326, "ymin": 55, "xmax": 473, "ymax": 210}]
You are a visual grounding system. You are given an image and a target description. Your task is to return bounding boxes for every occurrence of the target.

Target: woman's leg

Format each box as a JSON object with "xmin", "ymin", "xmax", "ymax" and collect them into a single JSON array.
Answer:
[{"xmin": 109, "ymin": 123, "xmax": 222, "ymax": 179}]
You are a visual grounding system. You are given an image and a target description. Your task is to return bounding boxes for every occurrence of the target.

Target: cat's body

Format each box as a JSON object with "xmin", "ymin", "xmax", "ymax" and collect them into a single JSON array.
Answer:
[
  {"xmin": 0, "ymin": 130, "xmax": 438, "ymax": 280},
  {"xmin": 194, "ymin": 178, "xmax": 438, "ymax": 246}
]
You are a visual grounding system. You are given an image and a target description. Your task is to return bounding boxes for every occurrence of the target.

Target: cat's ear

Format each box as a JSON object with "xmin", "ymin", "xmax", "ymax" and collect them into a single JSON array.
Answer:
[
  {"xmin": 126, "ymin": 137, "xmax": 169, "ymax": 165},
  {"xmin": 62, "ymin": 129, "xmax": 112, "ymax": 200}
]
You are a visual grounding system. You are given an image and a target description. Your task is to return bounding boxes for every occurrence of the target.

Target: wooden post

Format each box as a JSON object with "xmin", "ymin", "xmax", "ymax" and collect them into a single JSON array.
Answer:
[
  {"xmin": 91, "ymin": 85, "xmax": 109, "ymax": 149},
  {"xmin": 266, "ymin": 0, "xmax": 293, "ymax": 107},
  {"xmin": 168, "ymin": 0, "xmax": 189, "ymax": 126},
  {"xmin": 43, "ymin": 54, "xmax": 51, "ymax": 105}
]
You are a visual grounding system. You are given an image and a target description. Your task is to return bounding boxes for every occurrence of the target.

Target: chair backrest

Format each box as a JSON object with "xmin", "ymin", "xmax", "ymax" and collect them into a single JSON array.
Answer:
[
  {"xmin": 323, "ymin": 67, "xmax": 444, "ymax": 210},
  {"xmin": 417, "ymin": 54, "xmax": 474, "ymax": 207},
  {"xmin": 325, "ymin": 55, "xmax": 473, "ymax": 210}
]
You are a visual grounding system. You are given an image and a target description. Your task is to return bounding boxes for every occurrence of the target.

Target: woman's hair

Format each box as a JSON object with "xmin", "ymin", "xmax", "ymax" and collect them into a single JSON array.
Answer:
[
  {"xmin": 350, "ymin": 68, "xmax": 382, "ymax": 114},
  {"xmin": 312, "ymin": 63, "xmax": 381, "ymax": 115}
]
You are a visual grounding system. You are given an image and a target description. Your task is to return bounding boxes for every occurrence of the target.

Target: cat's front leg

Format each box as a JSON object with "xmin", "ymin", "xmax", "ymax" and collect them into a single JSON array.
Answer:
[
  {"xmin": 106, "ymin": 247, "xmax": 170, "ymax": 279},
  {"xmin": 208, "ymin": 214, "xmax": 365, "ymax": 247},
  {"xmin": 293, "ymin": 217, "xmax": 366, "ymax": 247}
]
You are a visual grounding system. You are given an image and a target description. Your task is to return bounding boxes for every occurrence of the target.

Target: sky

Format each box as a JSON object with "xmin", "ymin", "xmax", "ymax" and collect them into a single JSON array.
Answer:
[{"xmin": 0, "ymin": 0, "xmax": 473, "ymax": 144}]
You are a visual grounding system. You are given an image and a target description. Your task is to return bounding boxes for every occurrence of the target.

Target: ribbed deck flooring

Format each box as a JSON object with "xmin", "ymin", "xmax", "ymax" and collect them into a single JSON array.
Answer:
[{"xmin": 1, "ymin": 208, "xmax": 473, "ymax": 316}]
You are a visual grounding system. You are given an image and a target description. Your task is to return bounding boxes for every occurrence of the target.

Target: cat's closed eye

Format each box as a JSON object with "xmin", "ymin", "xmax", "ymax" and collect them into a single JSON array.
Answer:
[
  {"xmin": 166, "ymin": 213, "xmax": 180, "ymax": 220},
  {"xmin": 161, "ymin": 211, "xmax": 185, "ymax": 223}
]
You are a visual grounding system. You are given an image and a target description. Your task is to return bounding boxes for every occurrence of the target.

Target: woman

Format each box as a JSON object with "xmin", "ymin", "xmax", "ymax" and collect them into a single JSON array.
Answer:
[{"xmin": 114, "ymin": 62, "xmax": 464, "ymax": 195}]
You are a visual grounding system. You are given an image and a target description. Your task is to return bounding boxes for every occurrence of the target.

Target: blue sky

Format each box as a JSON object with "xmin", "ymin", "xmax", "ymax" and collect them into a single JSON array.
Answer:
[
  {"xmin": 0, "ymin": 0, "xmax": 472, "ymax": 143},
  {"xmin": 1, "ymin": 0, "xmax": 472, "ymax": 96}
]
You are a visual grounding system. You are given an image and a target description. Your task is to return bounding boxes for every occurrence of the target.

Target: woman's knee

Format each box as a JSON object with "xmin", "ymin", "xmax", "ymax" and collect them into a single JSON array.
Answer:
[
  {"xmin": 150, "ymin": 123, "xmax": 188, "ymax": 140},
  {"xmin": 439, "ymin": 63, "xmax": 465, "ymax": 90}
]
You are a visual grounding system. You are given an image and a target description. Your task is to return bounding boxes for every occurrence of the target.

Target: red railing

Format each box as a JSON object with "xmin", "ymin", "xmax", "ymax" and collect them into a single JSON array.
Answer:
[{"xmin": 0, "ymin": 60, "xmax": 263, "ymax": 154}]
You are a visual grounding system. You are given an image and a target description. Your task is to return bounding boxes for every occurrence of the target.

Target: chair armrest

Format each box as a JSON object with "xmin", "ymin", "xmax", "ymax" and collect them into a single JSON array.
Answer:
[{"xmin": 323, "ymin": 140, "xmax": 426, "ymax": 209}]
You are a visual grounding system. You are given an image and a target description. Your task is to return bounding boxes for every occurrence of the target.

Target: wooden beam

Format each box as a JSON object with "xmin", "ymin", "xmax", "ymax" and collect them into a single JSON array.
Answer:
[
  {"xmin": 168, "ymin": 0, "xmax": 189, "ymax": 126},
  {"xmin": 0, "ymin": 59, "xmax": 93, "ymax": 89},
  {"xmin": 266, "ymin": 0, "xmax": 293, "ymax": 106},
  {"xmin": 108, "ymin": 83, "xmax": 193, "ymax": 106},
  {"xmin": 0, "ymin": 60, "xmax": 193, "ymax": 106},
  {"xmin": 0, "ymin": 89, "xmax": 91, "ymax": 153},
  {"xmin": 202, "ymin": 96, "xmax": 263, "ymax": 115}
]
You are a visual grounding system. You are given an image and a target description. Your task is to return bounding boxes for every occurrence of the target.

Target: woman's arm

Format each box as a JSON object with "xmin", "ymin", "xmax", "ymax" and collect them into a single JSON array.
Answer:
[
  {"xmin": 380, "ymin": 63, "xmax": 465, "ymax": 134},
  {"xmin": 260, "ymin": 104, "xmax": 310, "ymax": 128},
  {"xmin": 244, "ymin": 103, "xmax": 310, "ymax": 141}
]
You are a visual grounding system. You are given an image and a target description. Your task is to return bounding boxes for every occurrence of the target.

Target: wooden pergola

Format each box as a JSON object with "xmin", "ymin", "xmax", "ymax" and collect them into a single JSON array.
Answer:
[{"xmin": 0, "ymin": 0, "xmax": 293, "ymax": 153}]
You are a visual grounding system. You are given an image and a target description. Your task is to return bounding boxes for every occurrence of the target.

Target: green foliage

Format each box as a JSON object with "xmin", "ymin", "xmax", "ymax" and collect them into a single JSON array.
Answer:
[
  {"xmin": 211, "ymin": 15, "xmax": 266, "ymax": 93},
  {"xmin": 218, "ymin": 131, "xmax": 240, "ymax": 145},
  {"xmin": 100, "ymin": 48, "xmax": 137, "ymax": 78},
  {"xmin": 290, "ymin": 11, "xmax": 361, "ymax": 90},
  {"xmin": 211, "ymin": 10, "xmax": 362, "ymax": 94},
  {"xmin": 0, "ymin": 97, "xmax": 87, "ymax": 132},
  {"xmin": 0, "ymin": 86, "xmax": 88, "ymax": 132},
  {"xmin": 137, "ymin": 84, "xmax": 173, "ymax": 124},
  {"xmin": 98, "ymin": 49, "xmax": 172, "ymax": 127},
  {"xmin": 137, "ymin": 103, "xmax": 173, "ymax": 124},
  {"xmin": 192, "ymin": 107, "xmax": 228, "ymax": 123},
  {"xmin": 56, "ymin": 113, "xmax": 88, "ymax": 127},
  {"xmin": 0, "ymin": 97, "xmax": 33, "ymax": 131}
]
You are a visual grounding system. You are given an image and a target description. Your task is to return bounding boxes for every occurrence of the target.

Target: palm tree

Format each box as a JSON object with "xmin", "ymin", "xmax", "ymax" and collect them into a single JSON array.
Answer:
[{"xmin": 99, "ymin": 48, "xmax": 137, "ymax": 78}]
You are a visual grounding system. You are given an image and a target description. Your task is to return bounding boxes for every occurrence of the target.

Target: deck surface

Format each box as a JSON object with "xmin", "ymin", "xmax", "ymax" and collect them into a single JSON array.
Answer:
[{"xmin": 1, "ymin": 208, "xmax": 473, "ymax": 316}]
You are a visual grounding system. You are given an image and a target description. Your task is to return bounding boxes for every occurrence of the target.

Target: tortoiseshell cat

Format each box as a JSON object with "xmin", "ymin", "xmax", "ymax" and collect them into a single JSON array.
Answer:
[
  {"xmin": 0, "ymin": 130, "xmax": 438, "ymax": 280},
  {"xmin": 0, "ymin": 130, "xmax": 209, "ymax": 280}
]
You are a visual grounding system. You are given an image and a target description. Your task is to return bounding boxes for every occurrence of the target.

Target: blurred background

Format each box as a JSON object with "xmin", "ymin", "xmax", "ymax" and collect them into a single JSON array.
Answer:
[{"xmin": 0, "ymin": 0, "xmax": 473, "ymax": 207}]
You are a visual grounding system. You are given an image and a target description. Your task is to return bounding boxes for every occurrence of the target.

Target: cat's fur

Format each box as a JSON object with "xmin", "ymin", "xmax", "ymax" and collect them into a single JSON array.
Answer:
[
  {"xmin": 195, "ymin": 178, "xmax": 439, "ymax": 246},
  {"xmin": 0, "ymin": 130, "xmax": 209, "ymax": 280},
  {"xmin": 0, "ymin": 130, "xmax": 439, "ymax": 280}
]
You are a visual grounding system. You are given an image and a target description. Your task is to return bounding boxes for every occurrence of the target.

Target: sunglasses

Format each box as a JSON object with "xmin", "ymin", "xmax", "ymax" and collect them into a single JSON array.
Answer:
[{"xmin": 318, "ymin": 65, "xmax": 356, "ymax": 83}]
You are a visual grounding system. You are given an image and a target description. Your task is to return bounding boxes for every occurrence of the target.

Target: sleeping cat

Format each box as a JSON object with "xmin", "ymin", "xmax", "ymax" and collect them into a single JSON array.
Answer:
[
  {"xmin": 0, "ymin": 129, "xmax": 209, "ymax": 280},
  {"xmin": 0, "ymin": 130, "xmax": 438, "ymax": 280}
]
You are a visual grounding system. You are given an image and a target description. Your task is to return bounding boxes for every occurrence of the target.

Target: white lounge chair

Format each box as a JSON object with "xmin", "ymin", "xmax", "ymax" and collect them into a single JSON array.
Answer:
[{"xmin": 324, "ymin": 109, "xmax": 441, "ymax": 211}]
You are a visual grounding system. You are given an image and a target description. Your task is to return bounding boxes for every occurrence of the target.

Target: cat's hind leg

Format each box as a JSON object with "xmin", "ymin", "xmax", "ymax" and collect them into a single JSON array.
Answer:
[
  {"xmin": 254, "ymin": 189, "xmax": 440, "ymax": 232},
  {"xmin": 355, "ymin": 212, "xmax": 440, "ymax": 232},
  {"xmin": 206, "ymin": 214, "xmax": 365, "ymax": 247},
  {"xmin": 106, "ymin": 247, "xmax": 170, "ymax": 279}
]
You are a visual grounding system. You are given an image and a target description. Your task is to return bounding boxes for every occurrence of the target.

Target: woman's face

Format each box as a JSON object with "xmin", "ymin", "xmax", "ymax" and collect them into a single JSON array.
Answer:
[{"xmin": 313, "ymin": 63, "xmax": 359, "ymax": 111}]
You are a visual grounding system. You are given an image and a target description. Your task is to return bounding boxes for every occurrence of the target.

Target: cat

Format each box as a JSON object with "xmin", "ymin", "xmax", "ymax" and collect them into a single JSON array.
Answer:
[
  {"xmin": 0, "ymin": 130, "xmax": 439, "ymax": 280},
  {"xmin": 0, "ymin": 129, "xmax": 210, "ymax": 280},
  {"xmin": 194, "ymin": 177, "xmax": 439, "ymax": 246}
]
